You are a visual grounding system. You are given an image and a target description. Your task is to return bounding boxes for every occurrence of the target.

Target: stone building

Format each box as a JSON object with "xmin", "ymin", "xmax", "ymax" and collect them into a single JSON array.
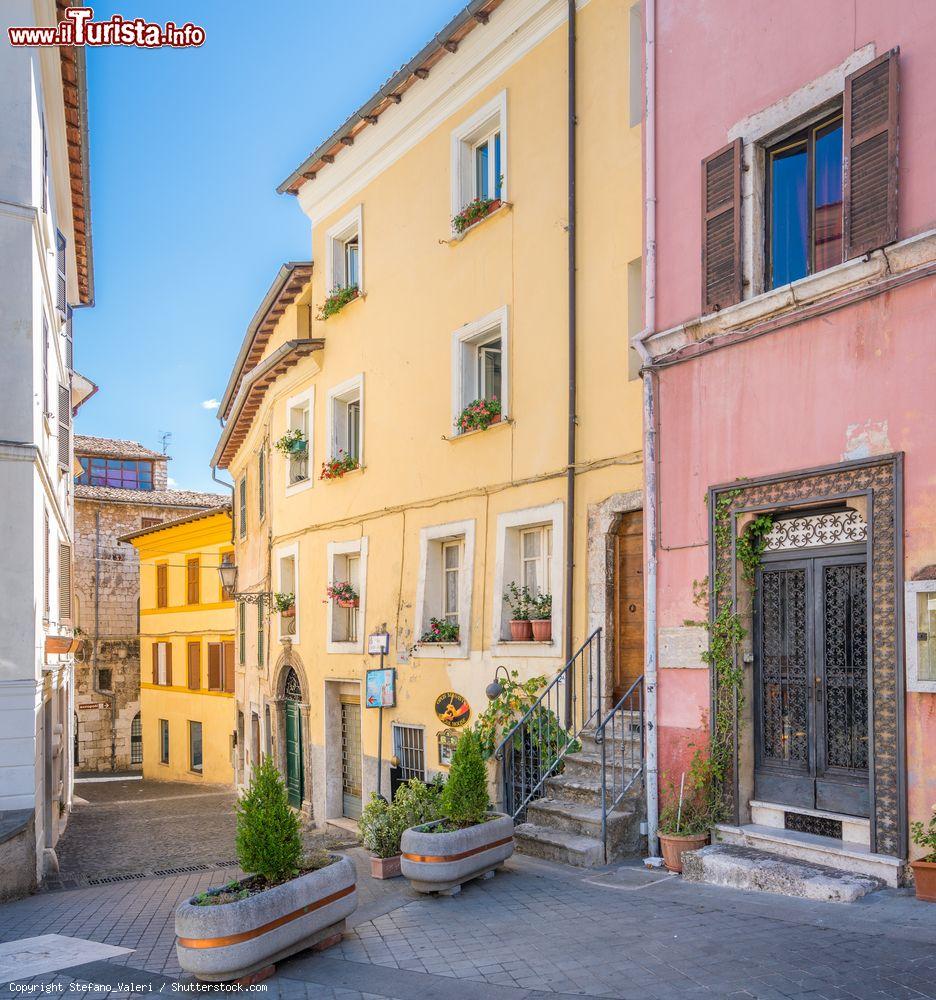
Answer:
[{"xmin": 73, "ymin": 436, "xmax": 226, "ymax": 773}]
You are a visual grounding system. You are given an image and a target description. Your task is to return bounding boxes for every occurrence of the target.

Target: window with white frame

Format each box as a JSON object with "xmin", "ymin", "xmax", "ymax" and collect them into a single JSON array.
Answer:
[
  {"xmin": 414, "ymin": 520, "xmax": 475, "ymax": 658},
  {"xmin": 452, "ymin": 306, "xmax": 509, "ymax": 431},
  {"xmin": 393, "ymin": 724, "xmax": 426, "ymax": 782},
  {"xmin": 285, "ymin": 389, "xmax": 312, "ymax": 488},
  {"xmin": 277, "ymin": 550, "xmax": 297, "ymax": 638},
  {"xmin": 451, "ymin": 91, "xmax": 507, "ymax": 220},
  {"xmin": 442, "ymin": 541, "xmax": 461, "ymax": 625},
  {"xmin": 520, "ymin": 525, "xmax": 552, "ymax": 598},
  {"xmin": 327, "ymin": 375, "xmax": 363, "ymax": 468},
  {"xmin": 326, "ymin": 538, "xmax": 367, "ymax": 653},
  {"xmin": 325, "ymin": 206, "xmax": 363, "ymax": 294}
]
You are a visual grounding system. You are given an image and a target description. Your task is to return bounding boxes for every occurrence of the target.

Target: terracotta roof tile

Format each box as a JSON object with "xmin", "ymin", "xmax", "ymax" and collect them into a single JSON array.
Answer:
[
  {"xmin": 74, "ymin": 435, "xmax": 168, "ymax": 461},
  {"xmin": 75, "ymin": 485, "xmax": 227, "ymax": 508}
]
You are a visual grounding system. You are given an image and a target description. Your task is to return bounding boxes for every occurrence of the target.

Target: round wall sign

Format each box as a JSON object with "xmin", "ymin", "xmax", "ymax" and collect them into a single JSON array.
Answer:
[{"xmin": 434, "ymin": 691, "xmax": 470, "ymax": 727}]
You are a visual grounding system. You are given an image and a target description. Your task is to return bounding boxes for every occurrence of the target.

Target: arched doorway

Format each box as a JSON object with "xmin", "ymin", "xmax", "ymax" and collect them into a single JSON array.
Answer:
[{"xmin": 284, "ymin": 668, "xmax": 304, "ymax": 808}]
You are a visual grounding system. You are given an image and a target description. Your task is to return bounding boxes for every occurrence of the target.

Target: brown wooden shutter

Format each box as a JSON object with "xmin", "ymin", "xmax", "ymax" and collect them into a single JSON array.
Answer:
[
  {"xmin": 843, "ymin": 49, "xmax": 899, "ymax": 259},
  {"xmin": 187, "ymin": 558, "xmax": 199, "ymax": 605},
  {"xmin": 152, "ymin": 643, "xmax": 159, "ymax": 683},
  {"xmin": 701, "ymin": 138, "xmax": 743, "ymax": 313},
  {"xmin": 43, "ymin": 511, "xmax": 50, "ymax": 617},
  {"xmin": 156, "ymin": 564, "xmax": 168, "ymax": 608},
  {"xmin": 165, "ymin": 642, "xmax": 173, "ymax": 686},
  {"xmin": 222, "ymin": 641, "xmax": 235, "ymax": 693},
  {"xmin": 57, "ymin": 384, "xmax": 71, "ymax": 468},
  {"xmin": 187, "ymin": 642, "xmax": 200, "ymax": 690},
  {"xmin": 58, "ymin": 543, "xmax": 71, "ymax": 622},
  {"xmin": 207, "ymin": 643, "xmax": 222, "ymax": 690},
  {"xmin": 55, "ymin": 230, "xmax": 67, "ymax": 316}
]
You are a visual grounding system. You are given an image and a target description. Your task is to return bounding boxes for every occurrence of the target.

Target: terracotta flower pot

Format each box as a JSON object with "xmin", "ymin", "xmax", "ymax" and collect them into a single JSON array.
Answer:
[
  {"xmin": 911, "ymin": 859, "xmax": 936, "ymax": 902},
  {"xmin": 531, "ymin": 619, "xmax": 552, "ymax": 642},
  {"xmin": 509, "ymin": 619, "xmax": 533, "ymax": 641},
  {"xmin": 280, "ymin": 606, "xmax": 295, "ymax": 619},
  {"xmin": 370, "ymin": 855, "xmax": 401, "ymax": 880},
  {"xmin": 659, "ymin": 832, "xmax": 709, "ymax": 873},
  {"xmin": 488, "ymin": 413, "xmax": 501, "ymax": 425},
  {"xmin": 337, "ymin": 598, "xmax": 359, "ymax": 609}
]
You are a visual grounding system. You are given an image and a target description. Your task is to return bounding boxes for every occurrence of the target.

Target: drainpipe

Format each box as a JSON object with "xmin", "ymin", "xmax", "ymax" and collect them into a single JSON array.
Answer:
[
  {"xmin": 563, "ymin": 0, "xmax": 577, "ymax": 725},
  {"xmin": 211, "ymin": 466, "xmax": 236, "ymax": 545},
  {"xmin": 634, "ymin": 0, "xmax": 660, "ymax": 859}
]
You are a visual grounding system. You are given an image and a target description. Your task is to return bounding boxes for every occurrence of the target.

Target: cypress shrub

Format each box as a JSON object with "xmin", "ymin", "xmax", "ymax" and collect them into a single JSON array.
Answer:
[
  {"xmin": 440, "ymin": 729, "xmax": 489, "ymax": 827},
  {"xmin": 235, "ymin": 757, "xmax": 303, "ymax": 883}
]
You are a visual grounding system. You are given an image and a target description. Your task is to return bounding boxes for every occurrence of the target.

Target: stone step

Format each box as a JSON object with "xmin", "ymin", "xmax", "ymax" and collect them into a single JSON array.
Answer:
[
  {"xmin": 545, "ymin": 771, "xmax": 640, "ymax": 808},
  {"xmin": 525, "ymin": 797, "xmax": 640, "ymax": 855},
  {"xmin": 562, "ymin": 750, "xmax": 641, "ymax": 785},
  {"xmin": 681, "ymin": 844, "xmax": 885, "ymax": 903},
  {"xmin": 514, "ymin": 822, "xmax": 605, "ymax": 867},
  {"xmin": 578, "ymin": 729, "xmax": 642, "ymax": 756},
  {"xmin": 714, "ymin": 823, "xmax": 903, "ymax": 887}
]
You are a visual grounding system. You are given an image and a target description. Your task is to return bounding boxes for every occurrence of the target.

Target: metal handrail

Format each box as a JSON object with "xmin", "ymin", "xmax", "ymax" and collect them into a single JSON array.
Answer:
[
  {"xmin": 596, "ymin": 674, "xmax": 645, "ymax": 862},
  {"xmin": 495, "ymin": 627, "xmax": 602, "ymax": 820}
]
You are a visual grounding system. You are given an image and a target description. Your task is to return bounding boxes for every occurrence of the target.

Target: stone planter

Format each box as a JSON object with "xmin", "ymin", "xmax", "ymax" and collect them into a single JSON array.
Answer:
[
  {"xmin": 911, "ymin": 859, "xmax": 936, "ymax": 902},
  {"xmin": 369, "ymin": 854, "xmax": 401, "ymax": 879},
  {"xmin": 659, "ymin": 832, "xmax": 709, "ymax": 873},
  {"xmin": 509, "ymin": 620, "xmax": 533, "ymax": 641},
  {"xmin": 175, "ymin": 855, "xmax": 357, "ymax": 982},
  {"xmin": 401, "ymin": 813, "xmax": 514, "ymax": 895},
  {"xmin": 530, "ymin": 619, "xmax": 552, "ymax": 642}
]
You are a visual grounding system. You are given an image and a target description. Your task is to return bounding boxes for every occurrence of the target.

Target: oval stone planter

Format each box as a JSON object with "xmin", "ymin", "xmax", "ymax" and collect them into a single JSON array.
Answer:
[
  {"xmin": 401, "ymin": 813, "xmax": 514, "ymax": 895},
  {"xmin": 175, "ymin": 855, "xmax": 357, "ymax": 982}
]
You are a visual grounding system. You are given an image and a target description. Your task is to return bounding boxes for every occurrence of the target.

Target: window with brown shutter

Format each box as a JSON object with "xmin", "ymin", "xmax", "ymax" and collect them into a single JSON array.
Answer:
[
  {"xmin": 843, "ymin": 49, "xmax": 899, "ymax": 260},
  {"xmin": 57, "ymin": 385, "xmax": 71, "ymax": 469},
  {"xmin": 207, "ymin": 643, "xmax": 222, "ymax": 690},
  {"xmin": 58, "ymin": 543, "xmax": 71, "ymax": 622},
  {"xmin": 165, "ymin": 642, "xmax": 173, "ymax": 686},
  {"xmin": 187, "ymin": 557, "xmax": 200, "ymax": 605},
  {"xmin": 701, "ymin": 139, "xmax": 743, "ymax": 313},
  {"xmin": 65, "ymin": 305, "xmax": 73, "ymax": 371},
  {"xmin": 55, "ymin": 230, "xmax": 67, "ymax": 316},
  {"xmin": 222, "ymin": 640, "xmax": 235, "ymax": 693},
  {"xmin": 187, "ymin": 642, "xmax": 201, "ymax": 690},
  {"xmin": 156, "ymin": 563, "xmax": 168, "ymax": 608},
  {"xmin": 43, "ymin": 511, "xmax": 50, "ymax": 618},
  {"xmin": 152, "ymin": 643, "xmax": 159, "ymax": 684}
]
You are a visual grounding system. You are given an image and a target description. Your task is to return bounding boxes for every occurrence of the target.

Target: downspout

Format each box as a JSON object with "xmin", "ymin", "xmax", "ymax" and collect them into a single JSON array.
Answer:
[
  {"xmin": 634, "ymin": 0, "xmax": 660, "ymax": 859},
  {"xmin": 211, "ymin": 465, "xmax": 236, "ymax": 546},
  {"xmin": 564, "ymin": 0, "xmax": 577, "ymax": 725}
]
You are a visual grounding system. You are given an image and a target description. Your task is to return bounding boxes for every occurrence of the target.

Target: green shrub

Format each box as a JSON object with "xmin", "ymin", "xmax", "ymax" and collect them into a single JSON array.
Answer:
[
  {"xmin": 440, "ymin": 729, "xmax": 489, "ymax": 827},
  {"xmin": 360, "ymin": 794, "xmax": 402, "ymax": 859},
  {"xmin": 235, "ymin": 757, "xmax": 303, "ymax": 882},
  {"xmin": 657, "ymin": 748, "xmax": 723, "ymax": 837},
  {"xmin": 394, "ymin": 776, "xmax": 444, "ymax": 831}
]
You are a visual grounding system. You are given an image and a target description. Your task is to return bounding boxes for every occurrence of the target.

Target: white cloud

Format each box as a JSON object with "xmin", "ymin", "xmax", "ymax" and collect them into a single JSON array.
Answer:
[
  {"xmin": 167, "ymin": 477, "xmax": 178, "ymax": 488},
  {"xmin": 201, "ymin": 398, "xmax": 219, "ymax": 410}
]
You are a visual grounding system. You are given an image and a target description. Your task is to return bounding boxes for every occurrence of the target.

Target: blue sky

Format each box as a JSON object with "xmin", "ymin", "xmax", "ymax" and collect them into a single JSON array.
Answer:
[{"xmin": 74, "ymin": 1, "xmax": 464, "ymax": 493}]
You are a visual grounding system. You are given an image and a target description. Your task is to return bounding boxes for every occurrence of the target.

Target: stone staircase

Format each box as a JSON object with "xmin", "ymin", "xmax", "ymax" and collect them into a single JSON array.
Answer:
[{"xmin": 514, "ymin": 728, "xmax": 645, "ymax": 867}]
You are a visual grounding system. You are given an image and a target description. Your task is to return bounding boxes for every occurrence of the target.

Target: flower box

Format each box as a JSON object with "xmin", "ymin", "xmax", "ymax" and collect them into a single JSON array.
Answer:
[
  {"xmin": 175, "ymin": 855, "xmax": 357, "ymax": 982},
  {"xmin": 280, "ymin": 606, "xmax": 295, "ymax": 619},
  {"xmin": 337, "ymin": 597, "xmax": 358, "ymax": 609},
  {"xmin": 317, "ymin": 286, "xmax": 359, "ymax": 321},
  {"xmin": 452, "ymin": 197, "xmax": 502, "ymax": 236},
  {"xmin": 370, "ymin": 854, "xmax": 401, "ymax": 880}
]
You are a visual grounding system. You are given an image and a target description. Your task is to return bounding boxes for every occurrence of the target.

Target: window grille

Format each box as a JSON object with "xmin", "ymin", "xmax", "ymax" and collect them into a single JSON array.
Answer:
[
  {"xmin": 130, "ymin": 713, "xmax": 142, "ymax": 764},
  {"xmin": 393, "ymin": 724, "xmax": 426, "ymax": 782}
]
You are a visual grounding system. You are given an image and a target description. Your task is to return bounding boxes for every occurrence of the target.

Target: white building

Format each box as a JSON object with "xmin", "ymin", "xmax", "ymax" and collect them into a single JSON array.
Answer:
[{"xmin": 0, "ymin": 0, "xmax": 95, "ymax": 897}]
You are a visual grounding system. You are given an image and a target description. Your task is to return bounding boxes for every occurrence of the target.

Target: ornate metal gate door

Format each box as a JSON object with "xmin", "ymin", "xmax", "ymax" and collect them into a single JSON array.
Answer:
[
  {"xmin": 284, "ymin": 668, "xmax": 304, "ymax": 809},
  {"xmin": 755, "ymin": 552, "xmax": 869, "ymax": 817}
]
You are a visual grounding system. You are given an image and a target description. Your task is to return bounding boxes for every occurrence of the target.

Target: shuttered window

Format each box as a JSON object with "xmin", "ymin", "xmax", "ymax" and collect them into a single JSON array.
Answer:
[
  {"xmin": 843, "ymin": 49, "xmax": 899, "ymax": 259},
  {"xmin": 258, "ymin": 449, "xmax": 266, "ymax": 520},
  {"xmin": 186, "ymin": 557, "xmax": 200, "ymax": 605},
  {"xmin": 207, "ymin": 642, "xmax": 222, "ymax": 690},
  {"xmin": 238, "ymin": 476, "xmax": 247, "ymax": 539},
  {"xmin": 65, "ymin": 306, "xmax": 73, "ymax": 371},
  {"xmin": 42, "ymin": 317, "xmax": 49, "ymax": 415},
  {"xmin": 152, "ymin": 641, "xmax": 172, "ymax": 685},
  {"xmin": 57, "ymin": 384, "xmax": 71, "ymax": 468},
  {"xmin": 156, "ymin": 563, "xmax": 168, "ymax": 608},
  {"xmin": 43, "ymin": 511, "xmax": 50, "ymax": 618},
  {"xmin": 55, "ymin": 230, "xmax": 67, "ymax": 316},
  {"xmin": 701, "ymin": 139, "xmax": 743, "ymax": 313},
  {"xmin": 222, "ymin": 640, "xmax": 235, "ymax": 693},
  {"xmin": 238, "ymin": 602, "xmax": 246, "ymax": 665},
  {"xmin": 257, "ymin": 596, "xmax": 265, "ymax": 668},
  {"xmin": 58, "ymin": 543, "xmax": 72, "ymax": 622},
  {"xmin": 187, "ymin": 642, "xmax": 200, "ymax": 690}
]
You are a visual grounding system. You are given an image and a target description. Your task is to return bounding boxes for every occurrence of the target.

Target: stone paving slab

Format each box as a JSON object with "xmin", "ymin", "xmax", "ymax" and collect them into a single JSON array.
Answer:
[{"xmin": 0, "ymin": 936, "xmax": 132, "ymax": 984}]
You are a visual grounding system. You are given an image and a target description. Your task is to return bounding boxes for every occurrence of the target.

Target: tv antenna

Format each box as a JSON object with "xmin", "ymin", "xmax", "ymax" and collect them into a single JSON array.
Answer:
[{"xmin": 158, "ymin": 431, "xmax": 172, "ymax": 455}]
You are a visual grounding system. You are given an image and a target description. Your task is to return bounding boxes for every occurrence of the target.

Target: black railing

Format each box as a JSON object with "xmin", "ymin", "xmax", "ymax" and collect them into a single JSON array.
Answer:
[
  {"xmin": 596, "ymin": 675, "xmax": 645, "ymax": 862},
  {"xmin": 496, "ymin": 628, "xmax": 602, "ymax": 820}
]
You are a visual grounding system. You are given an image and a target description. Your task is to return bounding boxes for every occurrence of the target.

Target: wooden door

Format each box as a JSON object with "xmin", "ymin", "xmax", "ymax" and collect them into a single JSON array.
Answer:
[
  {"xmin": 613, "ymin": 511, "xmax": 644, "ymax": 702},
  {"xmin": 284, "ymin": 699, "xmax": 303, "ymax": 808}
]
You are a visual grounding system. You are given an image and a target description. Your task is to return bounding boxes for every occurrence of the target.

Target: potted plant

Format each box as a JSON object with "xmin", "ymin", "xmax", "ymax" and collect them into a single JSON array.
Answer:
[
  {"xmin": 320, "ymin": 450, "xmax": 359, "ymax": 480},
  {"xmin": 529, "ymin": 593, "xmax": 552, "ymax": 641},
  {"xmin": 326, "ymin": 582, "xmax": 358, "ymax": 609},
  {"xmin": 910, "ymin": 805, "xmax": 936, "ymax": 902},
  {"xmin": 360, "ymin": 778, "xmax": 445, "ymax": 880},
  {"xmin": 316, "ymin": 285, "xmax": 359, "ymax": 321},
  {"xmin": 401, "ymin": 729, "xmax": 513, "ymax": 895},
  {"xmin": 274, "ymin": 592, "xmax": 295, "ymax": 618},
  {"xmin": 503, "ymin": 582, "xmax": 533, "ymax": 641},
  {"xmin": 175, "ymin": 758, "xmax": 357, "ymax": 982},
  {"xmin": 274, "ymin": 429, "xmax": 308, "ymax": 457},
  {"xmin": 420, "ymin": 617, "xmax": 459, "ymax": 644},
  {"xmin": 455, "ymin": 397, "xmax": 502, "ymax": 434},
  {"xmin": 657, "ymin": 750, "xmax": 720, "ymax": 873},
  {"xmin": 452, "ymin": 196, "xmax": 501, "ymax": 235}
]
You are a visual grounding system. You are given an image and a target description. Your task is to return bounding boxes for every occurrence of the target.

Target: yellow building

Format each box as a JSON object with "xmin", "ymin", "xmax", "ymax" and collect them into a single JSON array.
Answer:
[
  {"xmin": 212, "ymin": 0, "xmax": 644, "ymax": 827},
  {"xmin": 123, "ymin": 508, "xmax": 237, "ymax": 784}
]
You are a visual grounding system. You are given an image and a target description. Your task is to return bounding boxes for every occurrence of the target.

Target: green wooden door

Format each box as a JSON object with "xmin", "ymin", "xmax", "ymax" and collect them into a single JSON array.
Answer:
[{"xmin": 285, "ymin": 700, "xmax": 303, "ymax": 808}]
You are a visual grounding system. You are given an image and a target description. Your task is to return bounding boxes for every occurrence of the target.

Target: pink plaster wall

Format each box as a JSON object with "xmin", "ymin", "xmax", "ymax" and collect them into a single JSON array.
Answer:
[{"xmin": 652, "ymin": 2, "xmax": 936, "ymax": 855}]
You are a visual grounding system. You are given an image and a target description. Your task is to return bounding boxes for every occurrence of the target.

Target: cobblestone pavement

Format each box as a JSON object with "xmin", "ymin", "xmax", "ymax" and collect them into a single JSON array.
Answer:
[{"xmin": 3, "ymin": 845, "xmax": 935, "ymax": 1000}]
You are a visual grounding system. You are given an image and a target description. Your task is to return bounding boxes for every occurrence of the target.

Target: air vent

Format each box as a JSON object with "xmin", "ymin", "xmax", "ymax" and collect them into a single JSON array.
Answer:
[{"xmin": 784, "ymin": 812, "xmax": 843, "ymax": 839}]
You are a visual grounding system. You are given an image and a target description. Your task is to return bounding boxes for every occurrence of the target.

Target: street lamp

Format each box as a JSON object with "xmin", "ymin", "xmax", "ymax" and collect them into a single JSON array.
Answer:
[
  {"xmin": 485, "ymin": 665, "xmax": 511, "ymax": 701},
  {"xmin": 216, "ymin": 562, "xmax": 270, "ymax": 605}
]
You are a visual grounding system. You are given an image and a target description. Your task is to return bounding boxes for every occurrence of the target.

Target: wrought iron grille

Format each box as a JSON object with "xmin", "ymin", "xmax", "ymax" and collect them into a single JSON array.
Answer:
[
  {"xmin": 393, "ymin": 724, "xmax": 426, "ymax": 782},
  {"xmin": 784, "ymin": 811, "xmax": 843, "ymax": 839},
  {"xmin": 764, "ymin": 509, "xmax": 867, "ymax": 551},
  {"xmin": 284, "ymin": 668, "xmax": 302, "ymax": 700},
  {"xmin": 130, "ymin": 713, "xmax": 142, "ymax": 765}
]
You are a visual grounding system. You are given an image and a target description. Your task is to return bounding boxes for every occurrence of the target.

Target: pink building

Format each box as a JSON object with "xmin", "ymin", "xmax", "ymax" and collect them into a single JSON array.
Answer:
[{"xmin": 641, "ymin": 1, "xmax": 936, "ymax": 886}]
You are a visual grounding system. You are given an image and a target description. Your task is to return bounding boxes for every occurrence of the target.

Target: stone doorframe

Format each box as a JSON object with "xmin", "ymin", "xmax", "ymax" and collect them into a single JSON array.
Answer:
[
  {"xmin": 271, "ymin": 647, "xmax": 314, "ymax": 819},
  {"xmin": 708, "ymin": 453, "xmax": 905, "ymax": 858},
  {"xmin": 587, "ymin": 489, "xmax": 643, "ymax": 715}
]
